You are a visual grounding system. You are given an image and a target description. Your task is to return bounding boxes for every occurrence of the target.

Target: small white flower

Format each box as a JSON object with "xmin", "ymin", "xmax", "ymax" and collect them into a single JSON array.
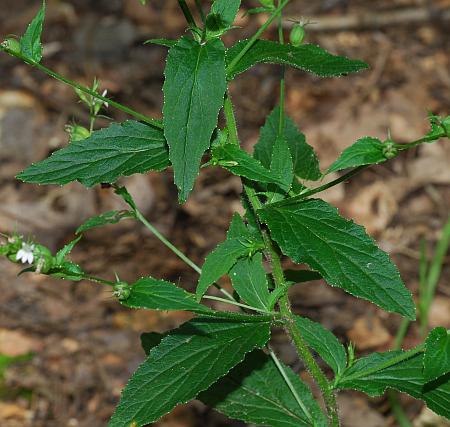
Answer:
[
  {"xmin": 16, "ymin": 242, "xmax": 35, "ymax": 264},
  {"xmin": 101, "ymin": 89, "xmax": 109, "ymax": 108}
]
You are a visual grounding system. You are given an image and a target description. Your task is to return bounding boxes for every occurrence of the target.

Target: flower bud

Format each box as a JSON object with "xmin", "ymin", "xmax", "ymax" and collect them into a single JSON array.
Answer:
[
  {"xmin": 1, "ymin": 37, "xmax": 21, "ymax": 54},
  {"xmin": 66, "ymin": 124, "xmax": 90, "ymax": 142},
  {"xmin": 382, "ymin": 139, "xmax": 398, "ymax": 160},
  {"xmin": 113, "ymin": 282, "xmax": 131, "ymax": 301},
  {"xmin": 33, "ymin": 244, "xmax": 54, "ymax": 273},
  {"xmin": 290, "ymin": 23, "xmax": 306, "ymax": 47}
]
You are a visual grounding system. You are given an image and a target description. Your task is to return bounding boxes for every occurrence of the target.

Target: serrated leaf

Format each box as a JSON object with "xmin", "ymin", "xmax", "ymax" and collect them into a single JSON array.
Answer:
[
  {"xmin": 109, "ymin": 317, "xmax": 271, "ymax": 427},
  {"xmin": 295, "ymin": 316, "xmax": 347, "ymax": 376},
  {"xmin": 212, "ymin": 144, "xmax": 286, "ymax": 187},
  {"xmin": 336, "ymin": 350, "xmax": 450, "ymax": 420},
  {"xmin": 226, "ymin": 39, "xmax": 368, "ymax": 80},
  {"xmin": 199, "ymin": 350, "xmax": 328, "ymax": 427},
  {"xmin": 18, "ymin": 121, "xmax": 169, "ymax": 186},
  {"xmin": 424, "ymin": 327, "xmax": 450, "ymax": 381},
  {"xmin": 230, "ymin": 253, "xmax": 270, "ymax": 311},
  {"xmin": 265, "ymin": 135, "xmax": 294, "ymax": 202},
  {"xmin": 327, "ymin": 137, "xmax": 387, "ymax": 174},
  {"xmin": 255, "ymin": 107, "xmax": 321, "ymax": 181},
  {"xmin": 260, "ymin": 198, "xmax": 416, "ymax": 319},
  {"xmin": 284, "ymin": 269, "xmax": 323, "ymax": 283},
  {"xmin": 76, "ymin": 210, "xmax": 135, "ymax": 234},
  {"xmin": 196, "ymin": 238, "xmax": 253, "ymax": 300},
  {"xmin": 20, "ymin": 0, "xmax": 45, "ymax": 62},
  {"xmin": 163, "ymin": 37, "xmax": 227, "ymax": 202},
  {"xmin": 123, "ymin": 277, "xmax": 213, "ymax": 315},
  {"xmin": 210, "ymin": 0, "xmax": 241, "ymax": 26}
]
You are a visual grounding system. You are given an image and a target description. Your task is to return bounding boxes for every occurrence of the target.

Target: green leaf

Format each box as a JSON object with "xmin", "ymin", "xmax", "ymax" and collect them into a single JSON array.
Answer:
[
  {"xmin": 226, "ymin": 40, "xmax": 368, "ymax": 80},
  {"xmin": 260, "ymin": 199, "xmax": 416, "ymax": 319},
  {"xmin": 424, "ymin": 327, "xmax": 450, "ymax": 381},
  {"xmin": 336, "ymin": 350, "xmax": 450, "ymax": 420},
  {"xmin": 76, "ymin": 211, "xmax": 135, "ymax": 234},
  {"xmin": 255, "ymin": 107, "xmax": 321, "ymax": 181},
  {"xmin": 196, "ymin": 238, "xmax": 254, "ymax": 300},
  {"xmin": 20, "ymin": 0, "xmax": 45, "ymax": 62},
  {"xmin": 265, "ymin": 135, "xmax": 294, "ymax": 202},
  {"xmin": 327, "ymin": 137, "xmax": 388, "ymax": 174},
  {"xmin": 210, "ymin": 0, "xmax": 241, "ymax": 26},
  {"xmin": 144, "ymin": 38, "xmax": 177, "ymax": 48},
  {"xmin": 212, "ymin": 144, "xmax": 286, "ymax": 187},
  {"xmin": 109, "ymin": 317, "xmax": 271, "ymax": 427},
  {"xmin": 18, "ymin": 121, "xmax": 169, "ymax": 186},
  {"xmin": 123, "ymin": 277, "xmax": 213, "ymax": 315},
  {"xmin": 230, "ymin": 253, "xmax": 270, "ymax": 311},
  {"xmin": 295, "ymin": 316, "xmax": 347, "ymax": 376},
  {"xmin": 49, "ymin": 261, "xmax": 85, "ymax": 281},
  {"xmin": 163, "ymin": 37, "xmax": 227, "ymax": 202},
  {"xmin": 284, "ymin": 269, "xmax": 323, "ymax": 283},
  {"xmin": 55, "ymin": 236, "xmax": 81, "ymax": 265},
  {"xmin": 199, "ymin": 350, "xmax": 328, "ymax": 427},
  {"xmin": 227, "ymin": 213, "xmax": 253, "ymax": 240}
]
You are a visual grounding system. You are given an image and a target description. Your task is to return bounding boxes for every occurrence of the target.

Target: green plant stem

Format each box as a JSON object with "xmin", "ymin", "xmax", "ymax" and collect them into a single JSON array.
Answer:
[
  {"xmin": 277, "ymin": 0, "xmax": 286, "ymax": 136},
  {"xmin": 296, "ymin": 166, "xmax": 367, "ymax": 200},
  {"xmin": 243, "ymin": 183, "xmax": 339, "ymax": 426},
  {"xmin": 82, "ymin": 275, "xmax": 116, "ymax": 287},
  {"xmin": 268, "ymin": 346, "xmax": 314, "ymax": 425},
  {"xmin": 226, "ymin": 0, "xmax": 290, "ymax": 76},
  {"xmin": 203, "ymin": 295, "xmax": 276, "ymax": 315},
  {"xmin": 0, "ymin": 48, "xmax": 163, "ymax": 129},
  {"xmin": 133, "ymin": 209, "xmax": 235, "ymax": 302},
  {"xmin": 420, "ymin": 214, "xmax": 450, "ymax": 337},
  {"xmin": 177, "ymin": 0, "xmax": 198, "ymax": 29}
]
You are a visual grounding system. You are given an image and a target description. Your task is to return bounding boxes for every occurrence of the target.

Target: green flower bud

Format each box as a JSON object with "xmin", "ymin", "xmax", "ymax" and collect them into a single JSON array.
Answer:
[
  {"xmin": 290, "ymin": 23, "xmax": 306, "ymax": 47},
  {"xmin": 1, "ymin": 37, "xmax": 21, "ymax": 54},
  {"xmin": 66, "ymin": 124, "xmax": 91, "ymax": 142},
  {"xmin": 113, "ymin": 282, "xmax": 131, "ymax": 301},
  {"xmin": 382, "ymin": 139, "xmax": 398, "ymax": 160},
  {"xmin": 258, "ymin": 0, "xmax": 274, "ymax": 8},
  {"xmin": 33, "ymin": 244, "xmax": 54, "ymax": 273}
]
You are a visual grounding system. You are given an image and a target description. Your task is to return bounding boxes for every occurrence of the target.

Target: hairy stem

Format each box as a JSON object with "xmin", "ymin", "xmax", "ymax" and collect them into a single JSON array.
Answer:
[
  {"xmin": 177, "ymin": 0, "xmax": 198, "ymax": 29},
  {"xmin": 243, "ymin": 183, "xmax": 339, "ymax": 426},
  {"xmin": 0, "ymin": 48, "xmax": 163, "ymax": 129}
]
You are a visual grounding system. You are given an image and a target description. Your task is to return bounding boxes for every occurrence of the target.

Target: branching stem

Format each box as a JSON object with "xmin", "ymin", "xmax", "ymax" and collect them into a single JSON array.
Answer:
[{"xmin": 0, "ymin": 48, "xmax": 163, "ymax": 129}]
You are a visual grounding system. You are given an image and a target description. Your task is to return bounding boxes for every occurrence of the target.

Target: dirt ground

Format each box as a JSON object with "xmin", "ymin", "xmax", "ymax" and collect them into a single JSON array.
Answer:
[{"xmin": 0, "ymin": 0, "xmax": 450, "ymax": 426}]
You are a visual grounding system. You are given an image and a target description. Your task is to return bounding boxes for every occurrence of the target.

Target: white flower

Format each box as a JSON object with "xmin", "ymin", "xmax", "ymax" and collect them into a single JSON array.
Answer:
[
  {"xmin": 101, "ymin": 89, "xmax": 109, "ymax": 108},
  {"xmin": 16, "ymin": 242, "xmax": 35, "ymax": 264}
]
